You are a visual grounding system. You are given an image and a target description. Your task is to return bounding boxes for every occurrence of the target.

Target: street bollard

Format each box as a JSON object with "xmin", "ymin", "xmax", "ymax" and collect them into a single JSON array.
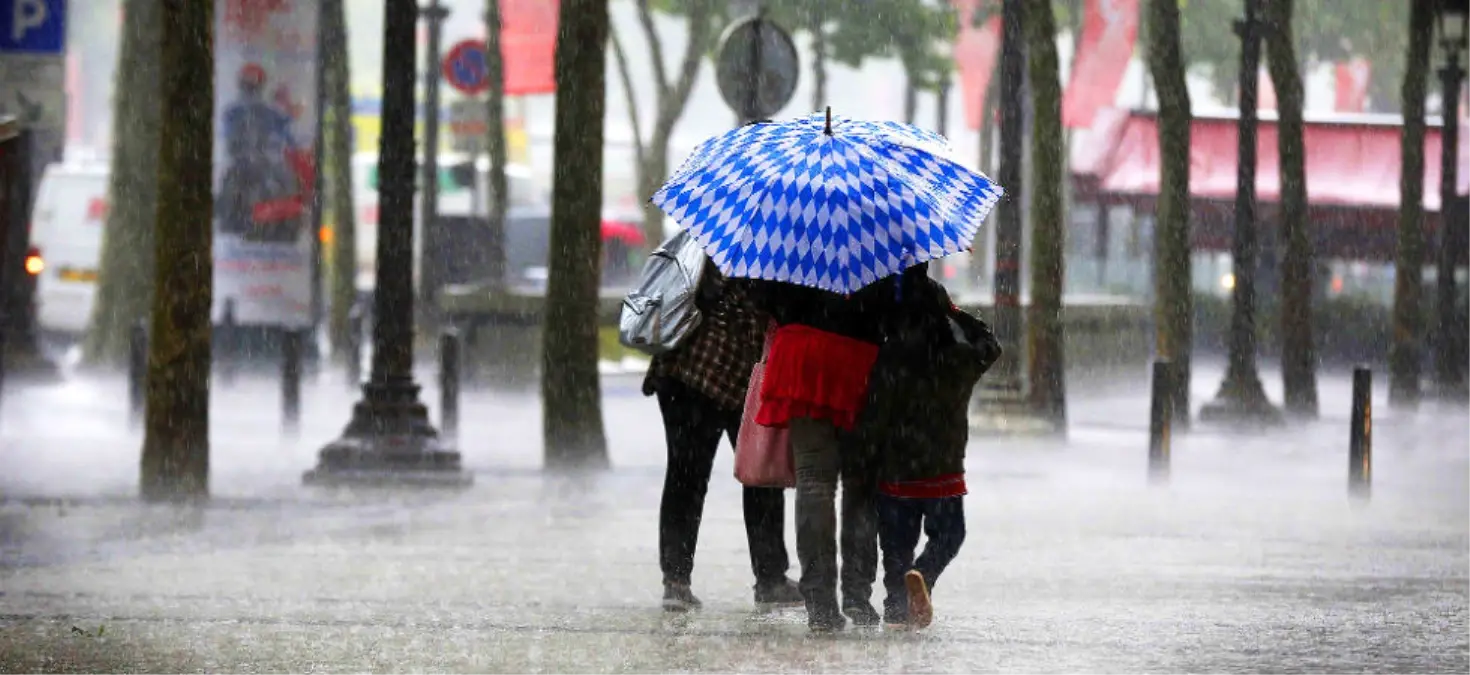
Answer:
[
  {"xmin": 282, "ymin": 329, "xmax": 302, "ymax": 436},
  {"xmin": 219, "ymin": 300, "xmax": 239, "ymax": 387},
  {"xmin": 345, "ymin": 302, "xmax": 363, "ymax": 389},
  {"xmin": 1148, "ymin": 359, "xmax": 1173, "ymax": 483},
  {"xmin": 128, "ymin": 321, "xmax": 147, "ymax": 428},
  {"xmin": 1349, "ymin": 366, "xmax": 1372, "ymax": 500},
  {"xmin": 440, "ymin": 328, "xmax": 460, "ymax": 440}
]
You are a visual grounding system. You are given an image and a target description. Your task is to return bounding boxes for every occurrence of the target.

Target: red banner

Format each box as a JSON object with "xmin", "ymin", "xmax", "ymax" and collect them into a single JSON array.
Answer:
[
  {"xmin": 952, "ymin": 0, "xmax": 1002, "ymax": 130},
  {"xmin": 1334, "ymin": 59, "xmax": 1371, "ymax": 113},
  {"xmin": 1062, "ymin": 0, "xmax": 1139, "ymax": 129},
  {"xmin": 502, "ymin": 0, "xmax": 558, "ymax": 96}
]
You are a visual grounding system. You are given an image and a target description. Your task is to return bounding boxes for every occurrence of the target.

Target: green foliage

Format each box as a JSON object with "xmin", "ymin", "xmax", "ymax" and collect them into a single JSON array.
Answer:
[
  {"xmin": 1175, "ymin": 0, "xmax": 1410, "ymax": 112},
  {"xmin": 825, "ymin": 0, "xmax": 957, "ymax": 90},
  {"xmin": 647, "ymin": 0, "xmax": 958, "ymax": 92},
  {"xmin": 84, "ymin": 0, "xmax": 161, "ymax": 368}
]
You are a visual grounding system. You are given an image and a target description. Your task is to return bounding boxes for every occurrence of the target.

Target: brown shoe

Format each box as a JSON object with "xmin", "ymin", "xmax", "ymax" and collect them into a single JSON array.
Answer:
[{"xmin": 904, "ymin": 570, "xmax": 933, "ymax": 629}]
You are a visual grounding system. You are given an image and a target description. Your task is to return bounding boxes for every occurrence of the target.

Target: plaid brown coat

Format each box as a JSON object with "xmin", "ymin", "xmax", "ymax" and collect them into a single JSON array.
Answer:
[{"xmin": 642, "ymin": 270, "xmax": 769, "ymax": 411}]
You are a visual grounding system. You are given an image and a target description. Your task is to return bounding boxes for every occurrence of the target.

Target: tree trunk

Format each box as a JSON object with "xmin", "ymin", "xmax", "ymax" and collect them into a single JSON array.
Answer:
[
  {"xmin": 970, "ymin": 71, "xmax": 999, "ymax": 286},
  {"xmin": 1023, "ymin": 0, "xmax": 1065, "ymax": 428},
  {"xmin": 485, "ymin": 0, "xmax": 509, "ymax": 287},
  {"xmin": 1389, "ymin": 0, "xmax": 1433, "ymax": 409},
  {"xmin": 638, "ymin": 150, "xmax": 669, "ymax": 247},
  {"xmin": 1263, "ymin": 0, "xmax": 1316, "ymax": 418},
  {"xmin": 1146, "ymin": 0, "xmax": 1193, "ymax": 425},
  {"xmin": 543, "ymin": 0, "xmax": 609, "ymax": 470},
  {"xmin": 83, "ymin": 0, "xmax": 161, "ymax": 368},
  {"xmin": 903, "ymin": 69, "xmax": 919, "ymax": 125},
  {"xmin": 140, "ymin": 0, "xmax": 213, "ymax": 502},
  {"xmin": 631, "ymin": 0, "xmax": 716, "ymax": 249},
  {"xmin": 811, "ymin": 22, "xmax": 828, "ymax": 111},
  {"xmin": 324, "ymin": 0, "xmax": 358, "ymax": 363}
]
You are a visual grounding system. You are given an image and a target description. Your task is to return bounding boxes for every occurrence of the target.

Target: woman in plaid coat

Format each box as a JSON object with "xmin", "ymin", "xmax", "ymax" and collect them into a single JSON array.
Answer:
[{"xmin": 643, "ymin": 262, "xmax": 802, "ymax": 612}]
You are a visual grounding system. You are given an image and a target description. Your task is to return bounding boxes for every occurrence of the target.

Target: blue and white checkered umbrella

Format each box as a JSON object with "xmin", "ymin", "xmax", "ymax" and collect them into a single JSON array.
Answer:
[{"xmin": 652, "ymin": 110, "xmax": 1004, "ymax": 295}]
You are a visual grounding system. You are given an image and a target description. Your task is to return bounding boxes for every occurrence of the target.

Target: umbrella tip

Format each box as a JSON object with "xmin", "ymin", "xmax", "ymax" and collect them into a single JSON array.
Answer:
[{"xmin": 824, "ymin": 106, "xmax": 833, "ymax": 135}]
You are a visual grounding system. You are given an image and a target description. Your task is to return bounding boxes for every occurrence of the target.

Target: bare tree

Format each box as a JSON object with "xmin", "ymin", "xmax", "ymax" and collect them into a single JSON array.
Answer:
[
  {"xmin": 543, "ymin": 0, "xmax": 610, "ymax": 469},
  {"xmin": 1389, "ymin": 0, "xmax": 1434, "ymax": 409},
  {"xmin": 324, "ymin": 0, "xmax": 358, "ymax": 362},
  {"xmin": 609, "ymin": 0, "xmax": 719, "ymax": 247},
  {"xmin": 84, "ymin": 0, "xmax": 161, "ymax": 368},
  {"xmin": 1263, "ymin": 0, "xmax": 1316, "ymax": 418},
  {"xmin": 1146, "ymin": 0, "xmax": 1192, "ymax": 424},
  {"xmin": 1024, "ymin": 0, "xmax": 1066, "ymax": 428},
  {"xmin": 140, "ymin": 0, "xmax": 213, "ymax": 502},
  {"xmin": 484, "ymin": 0, "xmax": 508, "ymax": 286}
]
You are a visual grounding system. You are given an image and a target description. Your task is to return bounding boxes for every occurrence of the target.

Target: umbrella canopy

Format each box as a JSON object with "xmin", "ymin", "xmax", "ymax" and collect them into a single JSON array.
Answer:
[{"xmin": 652, "ymin": 110, "xmax": 1004, "ymax": 295}]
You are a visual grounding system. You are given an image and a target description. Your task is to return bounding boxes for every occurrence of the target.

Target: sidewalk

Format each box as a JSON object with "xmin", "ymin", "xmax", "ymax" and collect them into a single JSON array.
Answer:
[{"xmin": 0, "ymin": 363, "xmax": 1465, "ymax": 672}]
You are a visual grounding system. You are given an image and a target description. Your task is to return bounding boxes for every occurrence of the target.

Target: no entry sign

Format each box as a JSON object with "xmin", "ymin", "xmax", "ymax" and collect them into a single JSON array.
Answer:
[{"xmin": 442, "ymin": 39, "xmax": 489, "ymax": 95}]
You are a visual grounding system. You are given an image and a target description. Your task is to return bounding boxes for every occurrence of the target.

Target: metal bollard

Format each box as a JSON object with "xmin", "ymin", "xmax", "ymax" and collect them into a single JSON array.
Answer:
[
  {"xmin": 1349, "ymin": 366, "xmax": 1372, "ymax": 499},
  {"xmin": 219, "ymin": 300, "xmax": 238, "ymax": 386},
  {"xmin": 345, "ymin": 303, "xmax": 363, "ymax": 389},
  {"xmin": 439, "ymin": 328, "xmax": 460, "ymax": 440},
  {"xmin": 282, "ymin": 329, "xmax": 302, "ymax": 436},
  {"xmin": 128, "ymin": 321, "xmax": 147, "ymax": 428},
  {"xmin": 1148, "ymin": 359, "xmax": 1173, "ymax": 482}
]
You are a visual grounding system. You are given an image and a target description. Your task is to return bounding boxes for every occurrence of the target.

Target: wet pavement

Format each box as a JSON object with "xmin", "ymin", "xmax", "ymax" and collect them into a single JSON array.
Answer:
[{"xmin": 0, "ymin": 362, "xmax": 1465, "ymax": 672}]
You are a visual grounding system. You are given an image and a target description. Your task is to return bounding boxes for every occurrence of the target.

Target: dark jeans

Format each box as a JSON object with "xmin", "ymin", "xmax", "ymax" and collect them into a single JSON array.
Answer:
[
  {"xmin": 877, "ymin": 494, "xmax": 966, "ymax": 617},
  {"xmin": 656, "ymin": 380, "xmax": 790, "ymax": 586},
  {"xmin": 789, "ymin": 418, "xmax": 880, "ymax": 623}
]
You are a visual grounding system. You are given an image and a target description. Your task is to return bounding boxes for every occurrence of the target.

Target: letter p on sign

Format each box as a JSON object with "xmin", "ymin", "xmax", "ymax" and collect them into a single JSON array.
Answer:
[
  {"xmin": 12, "ymin": 0, "xmax": 45, "ymax": 42},
  {"xmin": 1, "ymin": 0, "xmax": 64, "ymax": 54}
]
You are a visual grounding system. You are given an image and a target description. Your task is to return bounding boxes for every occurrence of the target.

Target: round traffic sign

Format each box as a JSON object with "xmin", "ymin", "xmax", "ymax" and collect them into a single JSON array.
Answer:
[
  {"xmin": 715, "ymin": 16, "xmax": 800, "ymax": 121},
  {"xmin": 443, "ymin": 39, "xmax": 490, "ymax": 95}
]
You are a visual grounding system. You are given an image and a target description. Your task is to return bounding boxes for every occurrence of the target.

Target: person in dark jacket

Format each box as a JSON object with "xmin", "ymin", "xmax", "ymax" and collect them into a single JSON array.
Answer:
[
  {"xmin": 854, "ymin": 263, "xmax": 1001, "ymax": 629},
  {"xmin": 643, "ymin": 263, "xmax": 801, "ymax": 612}
]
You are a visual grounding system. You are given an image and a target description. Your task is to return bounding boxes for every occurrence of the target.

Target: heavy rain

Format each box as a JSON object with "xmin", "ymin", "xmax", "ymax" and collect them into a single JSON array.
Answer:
[{"xmin": 0, "ymin": 0, "xmax": 1465, "ymax": 671}]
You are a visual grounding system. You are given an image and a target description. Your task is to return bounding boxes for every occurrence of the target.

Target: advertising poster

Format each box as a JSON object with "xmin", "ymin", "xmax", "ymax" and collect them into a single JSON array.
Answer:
[{"xmin": 212, "ymin": 0, "xmax": 319, "ymax": 328}]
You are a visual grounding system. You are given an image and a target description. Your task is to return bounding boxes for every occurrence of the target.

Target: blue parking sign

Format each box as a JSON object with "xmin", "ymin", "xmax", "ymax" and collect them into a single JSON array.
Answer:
[{"xmin": 0, "ymin": 0, "xmax": 65, "ymax": 54}]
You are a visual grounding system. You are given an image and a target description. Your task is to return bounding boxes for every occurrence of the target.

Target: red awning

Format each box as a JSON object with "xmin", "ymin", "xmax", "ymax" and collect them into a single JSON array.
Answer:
[{"xmin": 1072, "ymin": 108, "xmax": 1467, "ymax": 213}]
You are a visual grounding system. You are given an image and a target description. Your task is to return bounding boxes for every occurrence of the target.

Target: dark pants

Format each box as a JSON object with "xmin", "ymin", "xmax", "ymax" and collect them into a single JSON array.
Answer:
[
  {"xmin": 877, "ymin": 494, "xmax": 966, "ymax": 617},
  {"xmin": 789, "ymin": 418, "xmax": 881, "ymax": 622},
  {"xmin": 656, "ymin": 380, "xmax": 790, "ymax": 586}
]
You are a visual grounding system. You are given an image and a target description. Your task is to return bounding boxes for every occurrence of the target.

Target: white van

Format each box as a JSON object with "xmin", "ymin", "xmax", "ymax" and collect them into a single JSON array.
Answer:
[{"xmin": 29, "ymin": 160, "xmax": 110, "ymax": 341}]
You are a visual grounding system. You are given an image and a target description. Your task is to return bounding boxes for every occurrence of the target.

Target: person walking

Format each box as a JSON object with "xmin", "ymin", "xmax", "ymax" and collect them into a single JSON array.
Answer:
[
  {"xmin": 855, "ymin": 264, "xmax": 1001, "ymax": 629},
  {"xmin": 643, "ymin": 263, "xmax": 802, "ymax": 612},
  {"xmin": 747, "ymin": 278, "xmax": 893, "ymax": 631},
  {"xmin": 645, "ymin": 109, "xmax": 1006, "ymax": 629}
]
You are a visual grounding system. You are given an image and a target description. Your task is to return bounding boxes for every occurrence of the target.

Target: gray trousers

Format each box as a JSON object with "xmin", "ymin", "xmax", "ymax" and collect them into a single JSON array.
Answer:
[{"xmin": 790, "ymin": 417, "xmax": 879, "ymax": 620}]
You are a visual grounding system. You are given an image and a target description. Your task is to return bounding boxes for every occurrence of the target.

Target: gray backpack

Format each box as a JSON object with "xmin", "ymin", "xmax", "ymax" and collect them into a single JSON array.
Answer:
[{"xmin": 618, "ymin": 229, "xmax": 708, "ymax": 356}]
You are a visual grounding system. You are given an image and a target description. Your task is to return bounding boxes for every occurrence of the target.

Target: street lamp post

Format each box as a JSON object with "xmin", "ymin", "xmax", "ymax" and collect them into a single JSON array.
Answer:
[
  {"xmin": 1201, "ymin": 0, "xmax": 1281, "ymax": 425},
  {"xmin": 1434, "ymin": 0, "xmax": 1467, "ymax": 401},
  {"xmin": 418, "ymin": 0, "xmax": 449, "ymax": 328},
  {"xmin": 304, "ymin": 0, "xmax": 470, "ymax": 487}
]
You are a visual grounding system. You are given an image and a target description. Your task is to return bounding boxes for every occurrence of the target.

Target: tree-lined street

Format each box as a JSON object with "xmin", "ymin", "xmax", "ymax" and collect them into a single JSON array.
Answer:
[
  {"xmin": 0, "ymin": 0, "xmax": 1465, "ymax": 667},
  {"xmin": 0, "ymin": 365, "xmax": 1465, "ymax": 671}
]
